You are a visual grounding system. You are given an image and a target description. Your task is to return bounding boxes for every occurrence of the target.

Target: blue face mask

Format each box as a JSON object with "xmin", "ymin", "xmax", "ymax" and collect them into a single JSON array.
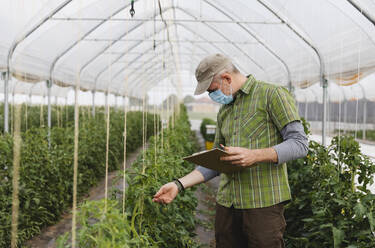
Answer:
[{"xmin": 208, "ymin": 80, "xmax": 233, "ymax": 104}]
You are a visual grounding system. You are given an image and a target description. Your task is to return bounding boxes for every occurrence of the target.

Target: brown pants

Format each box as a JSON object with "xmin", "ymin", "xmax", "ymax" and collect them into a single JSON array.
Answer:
[{"xmin": 215, "ymin": 202, "xmax": 286, "ymax": 248}]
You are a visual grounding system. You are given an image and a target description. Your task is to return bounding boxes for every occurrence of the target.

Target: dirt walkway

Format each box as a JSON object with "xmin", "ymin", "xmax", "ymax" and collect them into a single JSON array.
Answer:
[
  {"xmin": 25, "ymin": 146, "xmax": 144, "ymax": 248},
  {"xmin": 194, "ymin": 130, "xmax": 218, "ymax": 247}
]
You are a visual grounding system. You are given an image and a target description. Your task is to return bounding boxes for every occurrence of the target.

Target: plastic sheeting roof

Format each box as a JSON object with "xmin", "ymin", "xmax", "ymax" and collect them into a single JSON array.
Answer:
[{"xmin": 1, "ymin": 0, "xmax": 375, "ymax": 99}]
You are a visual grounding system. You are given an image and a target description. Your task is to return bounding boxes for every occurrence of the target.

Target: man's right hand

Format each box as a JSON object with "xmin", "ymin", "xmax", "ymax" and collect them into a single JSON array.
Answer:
[
  {"xmin": 152, "ymin": 169, "xmax": 205, "ymax": 204},
  {"xmin": 152, "ymin": 182, "xmax": 179, "ymax": 204}
]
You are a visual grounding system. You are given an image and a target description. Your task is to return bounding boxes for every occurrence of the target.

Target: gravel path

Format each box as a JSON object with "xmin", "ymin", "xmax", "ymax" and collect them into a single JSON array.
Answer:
[{"xmin": 194, "ymin": 129, "xmax": 219, "ymax": 247}]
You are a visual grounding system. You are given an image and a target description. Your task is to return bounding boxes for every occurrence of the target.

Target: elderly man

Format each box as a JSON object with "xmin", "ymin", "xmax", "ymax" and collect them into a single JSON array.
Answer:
[{"xmin": 153, "ymin": 54, "xmax": 308, "ymax": 248}]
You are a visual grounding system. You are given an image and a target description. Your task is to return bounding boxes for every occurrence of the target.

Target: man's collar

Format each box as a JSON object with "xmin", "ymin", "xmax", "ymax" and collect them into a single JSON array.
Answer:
[{"xmin": 239, "ymin": 74, "xmax": 256, "ymax": 95}]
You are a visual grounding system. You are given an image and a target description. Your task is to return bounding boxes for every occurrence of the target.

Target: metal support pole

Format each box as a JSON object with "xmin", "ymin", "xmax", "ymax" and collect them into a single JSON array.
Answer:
[
  {"xmin": 322, "ymin": 78, "xmax": 328, "ymax": 146},
  {"xmin": 47, "ymin": 80, "xmax": 52, "ymax": 147},
  {"xmin": 3, "ymin": 72, "xmax": 9, "ymax": 133},
  {"xmin": 363, "ymin": 100, "xmax": 367, "ymax": 140},
  {"xmin": 47, "ymin": 81, "xmax": 52, "ymax": 129},
  {"xmin": 91, "ymin": 90, "xmax": 95, "ymax": 117}
]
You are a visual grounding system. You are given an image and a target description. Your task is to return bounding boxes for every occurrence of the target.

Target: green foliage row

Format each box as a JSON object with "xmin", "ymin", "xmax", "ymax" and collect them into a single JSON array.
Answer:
[
  {"xmin": 1, "ymin": 103, "xmax": 70, "ymax": 132},
  {"xmin": 200, "ymin": 117, "xmax": 216, "ymax": 142},
  {"xmin": 57, "ymin": 105, "xmax": 201, "ymax": 248},
  {"xmin": 0, "ymin": 103, "xmax": 120, "ymax": 133},
  {"xmin": 335, "ymin": 129, "xmax": 375, "ymax": 143},
  {"xmin": 285, "ymin": 120, "xmax": 375, "ymax": 247},
  {"xmin": 0, "ymin": 108, "xmax": 158, "ymax": 247}
]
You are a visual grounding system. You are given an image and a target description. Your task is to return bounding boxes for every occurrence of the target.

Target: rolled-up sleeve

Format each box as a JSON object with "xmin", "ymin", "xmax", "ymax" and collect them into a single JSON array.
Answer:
[
  {"xmin": 273, "ymin": 121, "xmax": 309, "ymax": 165},
  {"xmin": 196, "ymin": 165, "xmax": 220, "ymax": 181}
]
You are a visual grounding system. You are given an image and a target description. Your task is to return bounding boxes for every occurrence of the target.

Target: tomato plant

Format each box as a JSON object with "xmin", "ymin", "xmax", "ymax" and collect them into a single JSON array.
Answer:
[{"xmin": 285, "ymin": 120, "xmax": 375, "ymax": 247}]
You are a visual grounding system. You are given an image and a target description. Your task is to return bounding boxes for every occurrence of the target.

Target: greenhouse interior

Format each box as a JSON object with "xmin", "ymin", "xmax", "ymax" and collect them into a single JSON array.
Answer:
[{"xmin": 1, "ymin": 0, "xmax": 375, "ymax": 247}]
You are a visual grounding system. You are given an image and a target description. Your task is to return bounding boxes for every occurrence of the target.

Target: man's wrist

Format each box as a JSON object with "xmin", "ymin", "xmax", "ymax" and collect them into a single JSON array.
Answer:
[{"xmin": 173, "ymin": 179, "xmax": 185, "ymax": 193}]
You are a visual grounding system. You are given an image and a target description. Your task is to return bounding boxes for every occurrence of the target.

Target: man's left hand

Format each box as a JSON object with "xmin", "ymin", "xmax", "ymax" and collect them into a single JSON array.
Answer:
[{"xmin": 220, "ymin": 146, "xmax": 258, "ymax": 167}]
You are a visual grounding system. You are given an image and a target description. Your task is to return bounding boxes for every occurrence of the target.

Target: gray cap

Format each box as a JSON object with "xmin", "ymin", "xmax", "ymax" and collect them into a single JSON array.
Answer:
[{"xmin": 194, "ymin": 54, "xmax": 231, "ymax": 95}]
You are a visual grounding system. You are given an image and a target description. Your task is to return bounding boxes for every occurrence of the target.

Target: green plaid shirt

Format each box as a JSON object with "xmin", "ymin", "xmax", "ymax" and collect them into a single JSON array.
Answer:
[{"xmin": 215, "ymin": 75, "xmax": 300, "ymax": 209}]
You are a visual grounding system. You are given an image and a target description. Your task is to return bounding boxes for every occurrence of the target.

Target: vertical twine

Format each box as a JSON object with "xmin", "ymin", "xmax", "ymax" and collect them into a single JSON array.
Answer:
[
  {"xmin": 172, "ymin": 101, "xmax": 175, "ymax": 129},
  {"xmin": 11, "ymin": 94, "xmax": 14, "ymax": 133},
  {"xmin": 62, "ymin": 105, "xmax": 64, "ymax": 127},
  {"xmin": 354, "ymin": 28, "xmax": 362, "ymax": 140},
  {"xmin": 139, "ymin": 54, "xmax": 148, "ymax": 225},
  {"xmin": 142, "ymin": 93, "xmax": 146, "ymax": 174},
  {"xmin": 80, "ymin": 106, "xmax": 83, "ymax": 122},
  {"xmin": 60, "ymin": 104, "xmax": 63, "ymax": 127},
  {"xmin": 65, "ymin": 97, "xmax": 69, "ymax": 125},
  {"xmin": 57, "ymin": 101, "xmax": 60, "ymax": 128},
  {"xmin": 156, "ymin": 104, "xmax": 159, "ymax": 143},
  {"xmin": 154, "ymin": 103, "xmax": 157, "ymax": 164},
  {"xmin": 87, "ymin": 105, "xmax": 90, "ymax": 120},
  {"xmin": 161, "ymin": 94, "xmax": 164, "ymax": 149},
  {"xmin": 122, "ymin": 97, "xmax": 127, "ymax": 216},
  {"xmin": 166, "ymin": 95, "xmax": 169, "ymax": 129},
  {"xmin": 72, "ymin": 4, "xmax": 84, "ymax": 244},
  {"xmin": 104, "ymin": 93, "xmax": 110, "ymax": 212},
  {"xmin": 145, "ymin": 100, "xmax": 148, "ymax": 146},
  {"xmin": 337, "ymin": 36, "xmax": 344, "ymax": 171},
  {"xmin": 25, "ymin": 102, "xmax": 28, "ymax": 130},
  {"xmin": 10, "ymin": 104, "xmax": 22, "ymax": 248},
  {"xmin": 71, "ymin": 83, "xmax": 80, "ymax": 248},
  {"xmin": 105, "ymin": 11, "xmax": 113, "ymax": 212},
  {"xmin": 40, "ymin": 100, "xmax": 44, "ymax": 127}
]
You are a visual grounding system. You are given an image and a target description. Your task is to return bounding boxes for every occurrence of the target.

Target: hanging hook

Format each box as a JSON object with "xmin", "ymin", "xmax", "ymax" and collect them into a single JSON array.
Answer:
[{"xmin": 130, "ymin": 0, "xmax": 135, "ymax": 17}]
